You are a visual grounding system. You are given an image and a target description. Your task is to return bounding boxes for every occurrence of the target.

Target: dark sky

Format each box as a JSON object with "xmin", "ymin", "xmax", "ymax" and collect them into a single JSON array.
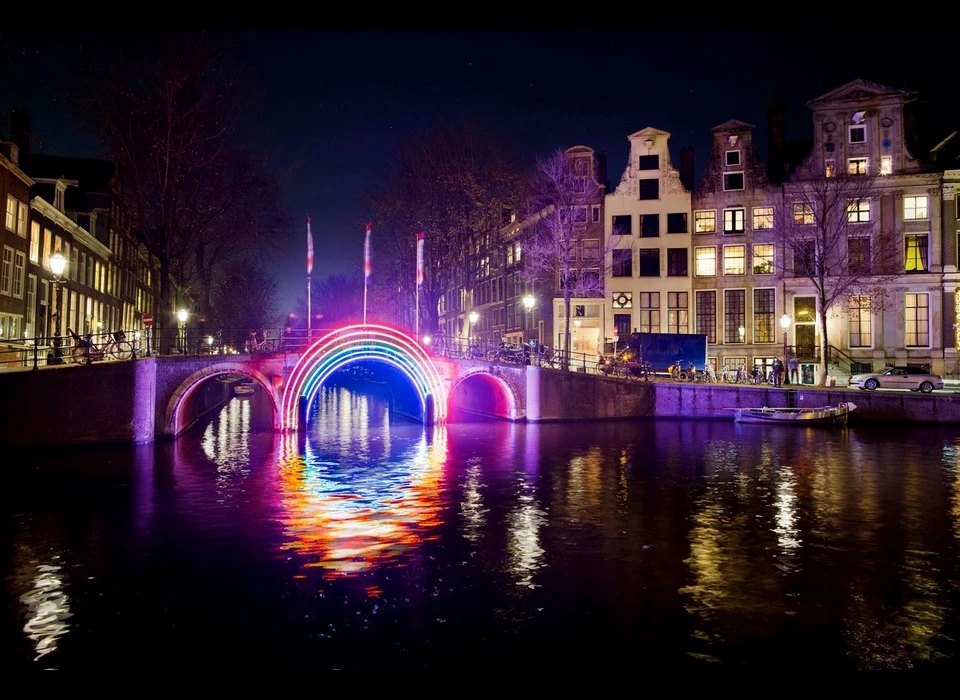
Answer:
[{"xmin": 1, "ymin": 29, "xmax": 954, "ymax": 314}]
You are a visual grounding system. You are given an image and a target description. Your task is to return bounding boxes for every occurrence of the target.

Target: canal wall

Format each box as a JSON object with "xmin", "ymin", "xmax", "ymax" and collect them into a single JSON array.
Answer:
[
  {"xmin": 1, "ymin": 358, "xmax": 156, "ymax": 447},
  {"xmin": 531, "ymin": 367, "xmax": 655, "ymax": 421},
  {"xmin": 650, "ymin": 381, "xmax": 960, "ymax": 425}
]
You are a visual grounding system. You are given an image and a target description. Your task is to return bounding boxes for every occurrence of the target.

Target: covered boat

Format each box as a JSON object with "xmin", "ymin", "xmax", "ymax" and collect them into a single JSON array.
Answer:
[{"xmin": 733, "ymin": 402, "xmax": 856, "ymax": 426}]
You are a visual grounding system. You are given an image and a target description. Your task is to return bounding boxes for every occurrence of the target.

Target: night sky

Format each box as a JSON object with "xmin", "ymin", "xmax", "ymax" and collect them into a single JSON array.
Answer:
[{"xmin": 1, "ymin": 29, "xmax": 954, "ymax": 314}]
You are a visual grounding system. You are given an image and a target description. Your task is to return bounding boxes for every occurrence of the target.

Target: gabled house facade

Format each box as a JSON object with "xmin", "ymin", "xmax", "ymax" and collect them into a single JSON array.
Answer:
[
  {"xmin": 690, "ymin": 120, "xmax": 782, "ymax": 377},
  {"xmin": 790, "ymin": 79, "xmax": 947, "ymax": 378},
  {"xmin": 0, "ymin": 142, "xmax": 32, "ymax": 354},
  {"xmin": 605, "ymin": 128, "xmax": 693, "ymax": 353}
]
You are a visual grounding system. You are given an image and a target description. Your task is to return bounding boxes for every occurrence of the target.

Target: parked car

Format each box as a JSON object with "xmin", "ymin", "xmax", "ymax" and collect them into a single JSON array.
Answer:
[{"xmin": 848, "ymin": 366, "xmax": 944, "ymax": 393}]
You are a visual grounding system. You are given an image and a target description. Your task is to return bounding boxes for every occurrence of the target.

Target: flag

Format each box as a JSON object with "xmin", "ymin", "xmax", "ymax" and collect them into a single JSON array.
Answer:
[
  {"xmin": 416, "ymin": 232, "xmax": 424, "ymax": 287},
  {"xmin": 364, "ymin": 223, "xmax": 372, "ymax": 279},
  {"xmin": 306, "ymin": 216, "xmax": 314, "ymax": 275}
]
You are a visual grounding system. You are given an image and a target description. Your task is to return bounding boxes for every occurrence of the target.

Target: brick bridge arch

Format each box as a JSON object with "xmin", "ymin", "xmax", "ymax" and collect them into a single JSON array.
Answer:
[
  {"xmin": 163, "ymin": 362, "xmax": 283, "ymax": 437},
  {"xmin": 280, "ymin": 324, "xmax": 448, "ymax": 431},
  {"xmin": 448, "ymin": 364, "xmax": 526, "ymax": 421}
]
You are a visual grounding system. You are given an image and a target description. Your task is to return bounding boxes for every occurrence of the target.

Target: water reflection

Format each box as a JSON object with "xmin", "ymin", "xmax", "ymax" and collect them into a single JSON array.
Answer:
[
  {"xmin": 505, "ymin": 476, "xmax": 546, "ymax": 589},
  {"xmin": 20, "ymin": 559, "xmax": 72, "ymax": 662},
  {"xmin": 275, "ymin": 387, "xmax": 445, "ymax": 585}
]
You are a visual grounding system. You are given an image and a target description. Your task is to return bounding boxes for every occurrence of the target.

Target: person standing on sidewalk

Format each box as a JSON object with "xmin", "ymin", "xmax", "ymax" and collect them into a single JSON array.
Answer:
[
  {"xmin": 788, "ymin": 355, "xmax": 798, "ymax": 385},
  {"xmin": 772, "ymin": 357, "xmax": 783, "ymax": 387}
]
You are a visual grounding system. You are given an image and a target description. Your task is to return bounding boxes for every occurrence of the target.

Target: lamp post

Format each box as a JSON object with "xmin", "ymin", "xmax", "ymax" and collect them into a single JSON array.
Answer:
[
  {"xmin": 177, "ymin": 308, "xmax": 188, "ymax": 355},
  {"xmin": 780, "ymin": 314, "xmax": 791, "ymax": 360},
  {"xmin": 50, "ymin": 252, "xmax": 67, "ymax": 364},
  {"xmin": 468, "ymin": 311, "xmax": 479, "ymax": 357}
]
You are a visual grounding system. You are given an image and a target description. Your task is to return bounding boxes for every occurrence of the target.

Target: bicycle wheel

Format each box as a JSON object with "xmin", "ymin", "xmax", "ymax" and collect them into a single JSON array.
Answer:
[
  {"xmin": 485, "ymin": 349, "xmax": 498, "ymax": 362},
  {"xmin": 111, "ymin": 341, "xmax": 134, "ymax": 360},
  {"xmin": 72, "ymin": 346, "xmax": 91, "ymax": 365},
  {"xmin": 262, "ymin": 341, "xmax": 275, "ymax": 353}
]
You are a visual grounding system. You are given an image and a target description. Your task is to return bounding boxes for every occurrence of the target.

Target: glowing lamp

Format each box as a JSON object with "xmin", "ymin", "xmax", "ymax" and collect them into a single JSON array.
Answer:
[{"xmin": 177, "ymin": 309, "xmax": 188, "ymax": 324}]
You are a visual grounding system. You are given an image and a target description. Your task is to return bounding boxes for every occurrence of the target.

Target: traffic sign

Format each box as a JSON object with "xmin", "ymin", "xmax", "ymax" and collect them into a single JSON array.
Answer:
[{"xmin": 143, "ymin": 314, "xmax": 154, "ymax": 327}]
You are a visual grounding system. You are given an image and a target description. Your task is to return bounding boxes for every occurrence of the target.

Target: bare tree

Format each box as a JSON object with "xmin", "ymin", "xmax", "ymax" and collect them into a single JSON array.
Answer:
[
  {"xmin": 775, "ymin": 171, "xmax": 900, "ymax": 384},
  {"xmin": 72, "ymin": 32, "xmax": 278, "ymax": 352},
  {"xmin": 369, "ymin": 116, "xmax": 524, "ymax": 336},
  {"xmin": 209, "ymin": 256, "xmax": 280, "ymax": 348},
  {"xmin": 300, "ymin": 273, "xmax": 365, "ymax": 328},
  {"xmin": 520, "ymin": 148, "xmax": 619, "ymax": 367}
]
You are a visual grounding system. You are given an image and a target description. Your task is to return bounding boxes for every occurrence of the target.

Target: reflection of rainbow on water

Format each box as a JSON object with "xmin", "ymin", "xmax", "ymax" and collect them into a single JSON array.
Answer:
[{"xmin": 276, "ymin": 428, "xmax": 448, "ymax": 581}]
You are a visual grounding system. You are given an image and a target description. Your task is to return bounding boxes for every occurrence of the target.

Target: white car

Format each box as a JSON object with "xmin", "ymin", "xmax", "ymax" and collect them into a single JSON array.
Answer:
[{"xmin": 848, "ymin": 366, "xmax": 944, "ymax": 393}]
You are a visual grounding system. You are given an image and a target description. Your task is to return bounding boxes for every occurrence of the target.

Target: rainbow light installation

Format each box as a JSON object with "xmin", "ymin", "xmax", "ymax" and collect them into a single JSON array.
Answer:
[{"xmin": 280, "ymin": 324, "xmax": 448, "ymax": 430}]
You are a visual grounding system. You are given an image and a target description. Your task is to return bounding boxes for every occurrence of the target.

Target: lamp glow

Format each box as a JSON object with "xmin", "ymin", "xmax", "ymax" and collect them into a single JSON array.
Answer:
[
  {"xmin": 177, "ymin": 309, "xmax": 188, "ymax": 324},
  {"xmin": 522, "ymin": 295, "xmax": 535, "ymax": 311},
  {"xmin": 468, "ymin": 311, "xmax": 478, "ymax": 324},
  {"xmin": 50, "ymin": 252, "xmax": 66, "ymax": 278}
]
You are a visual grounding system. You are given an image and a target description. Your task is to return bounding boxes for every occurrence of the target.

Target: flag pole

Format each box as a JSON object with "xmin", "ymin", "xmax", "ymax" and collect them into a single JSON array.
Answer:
[
  {"xmin": 306, "ymin": 216, "xmax": 314, "ymax": 342},
  {"xmin": 415, "ymin": 232, "xmax": 424, "ymax": 341},
  {"xmin": 363, "ymin": 223, "xmax": 372, "ymax": 325}
]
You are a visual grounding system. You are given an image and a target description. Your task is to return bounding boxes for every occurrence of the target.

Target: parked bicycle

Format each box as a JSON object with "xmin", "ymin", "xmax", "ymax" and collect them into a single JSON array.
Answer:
[
  {"xmin": 68, "ymin": 329, "xmax": 134, "ymax": 365},
  {"xmin": 247, "ymin": 329, "xmax": 274, "ymax": 353}
]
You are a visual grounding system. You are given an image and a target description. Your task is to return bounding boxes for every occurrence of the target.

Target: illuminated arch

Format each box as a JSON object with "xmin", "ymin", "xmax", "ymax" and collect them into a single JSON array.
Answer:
[
  {"xmin": 164, "ymin": 366, "xmax": 281, "ymax": 437},
  {"xmin": 448, "ymin": 368, "xmax": 523, "ymax": 421},
  {"xmin": 280, "ymin": 324, "xmax": 448, "ymax": 431}
]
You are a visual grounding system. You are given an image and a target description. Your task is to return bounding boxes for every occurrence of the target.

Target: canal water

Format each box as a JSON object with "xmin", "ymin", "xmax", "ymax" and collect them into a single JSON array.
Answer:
[{"xmin": 3, "ymin": 383, "xmax": 960, "ymax": 670}]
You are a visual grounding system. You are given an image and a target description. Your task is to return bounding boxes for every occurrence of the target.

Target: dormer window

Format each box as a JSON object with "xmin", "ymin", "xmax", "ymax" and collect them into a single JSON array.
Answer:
[
  {"xmin": 722, "ymin": 172, "xmax": 744, "ymax": 191},
  {"xmin": 725, "ymin": 150, "xmax": 741, "ymax": 167},
  {"xmin": 849, "ymin": 125, "xmax": 866, "ymax": 144}
]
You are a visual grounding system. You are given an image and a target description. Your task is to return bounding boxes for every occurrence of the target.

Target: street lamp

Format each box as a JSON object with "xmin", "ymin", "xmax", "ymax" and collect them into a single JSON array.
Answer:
[
  {"xmin": 468, "ymin": 310, "xmax": 478, "ymax": 341},
  {"xmin": 738, "ymin": 325, "xmax": 745, "ymax": 344},
  {"xmin": 177, "ymin": 309, "xmax": 188, "ymax": 354},
  {"xmin": 50, "ymin": 252, "xmax": 67, "ymax": 364},
  {"xmin": 522, "ymin": 294, "xmax": 535, "ymax": 312},
  {"xmin": 780, "ymin": 314, "xmax": 791, "ymax": 359}
]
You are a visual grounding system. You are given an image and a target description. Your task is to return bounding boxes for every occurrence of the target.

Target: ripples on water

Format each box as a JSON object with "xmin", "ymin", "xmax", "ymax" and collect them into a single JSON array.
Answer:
[{"xmin": 2, "ymin": 385, "xmax": 960, "ymax": 670}]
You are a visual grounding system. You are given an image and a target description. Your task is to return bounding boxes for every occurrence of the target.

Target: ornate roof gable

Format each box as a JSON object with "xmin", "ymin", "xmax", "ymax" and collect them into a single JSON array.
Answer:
[
  {"xmin": 711, "ymin": 119, "xmax": 755, "ymax": 133},
  {"xmin": 807, "ymin": 79, "xmax": 914, "ymax": 107}
]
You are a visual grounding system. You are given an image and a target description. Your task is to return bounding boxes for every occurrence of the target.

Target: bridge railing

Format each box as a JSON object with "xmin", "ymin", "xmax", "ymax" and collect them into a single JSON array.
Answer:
[{"xmin": 429, "ymin": 337, "xmax": 603, "ymax": 375}]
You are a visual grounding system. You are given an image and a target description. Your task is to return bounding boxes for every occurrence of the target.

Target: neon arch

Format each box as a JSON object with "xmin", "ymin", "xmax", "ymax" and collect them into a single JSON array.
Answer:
[{"xmin": 281, "ymin": 324, "xmax": 448, "ymax": 431}]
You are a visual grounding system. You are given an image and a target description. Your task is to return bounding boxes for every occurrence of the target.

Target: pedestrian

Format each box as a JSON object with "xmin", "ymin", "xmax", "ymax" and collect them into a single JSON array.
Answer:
[
  {"xmin": 773, "ymin": 357, "xmax": 783, "ymax": 387},
  {"xmin": 788, "ymin": 355, "xmax": 799, "ymax": 385}
]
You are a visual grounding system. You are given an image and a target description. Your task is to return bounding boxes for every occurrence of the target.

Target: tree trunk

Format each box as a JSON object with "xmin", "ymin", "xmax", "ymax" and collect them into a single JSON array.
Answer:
[
  {"xmin": 158, "ymin": 256, "xmax": 172, "ymax": 355},
  {"xmin": 819, "ymin": 305, "xmax": 829, "ymax": 387}
]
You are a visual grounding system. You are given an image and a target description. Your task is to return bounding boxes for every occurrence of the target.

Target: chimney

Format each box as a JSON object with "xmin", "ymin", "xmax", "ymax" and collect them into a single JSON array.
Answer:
[
  {"xmin": 0, "ymin": 142, "xmax": 18, "ymax": 165},
  {"xmin": 679, "ymin": 146, "xmax": 695, "ymax": 191},
  {"xmin": 767, "ymin": 99, "xmax": 786, "ymax": 184},
  {"xmin": 595, "ymin": 151, "xmax": 608, "ymax": 191},
  {"xmin": 11, "ymin": 107, "xmax": 30, "ymax": 157}
]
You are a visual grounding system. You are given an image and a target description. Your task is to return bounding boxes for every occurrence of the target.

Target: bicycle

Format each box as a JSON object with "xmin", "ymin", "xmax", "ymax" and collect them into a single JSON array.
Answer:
[
  {"xmin": 247, "ymin": 330, "xmax": 275, "ymax": 353},
  {"xmin": 68, "ymin": 329, "xmax": 134, "ymax": 365}
]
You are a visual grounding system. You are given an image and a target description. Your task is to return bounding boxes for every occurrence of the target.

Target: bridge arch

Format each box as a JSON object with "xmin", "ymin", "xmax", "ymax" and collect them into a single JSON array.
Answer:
[
  {"xmin": 163, "ymin": 364, "xmax": 282, "ymax": 437},
  {"xmin": 448, "ymin": 366, "xmax": 524, "ymax": 421},
  {"xmin": 280, "ymin": 324, "xmax": 448, "ymax": 431}
]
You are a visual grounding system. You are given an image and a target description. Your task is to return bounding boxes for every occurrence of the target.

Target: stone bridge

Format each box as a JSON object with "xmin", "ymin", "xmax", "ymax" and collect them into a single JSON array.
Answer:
[{"xmin": 0, "ymin": 323, "xmax": 654, "ymax": 446}]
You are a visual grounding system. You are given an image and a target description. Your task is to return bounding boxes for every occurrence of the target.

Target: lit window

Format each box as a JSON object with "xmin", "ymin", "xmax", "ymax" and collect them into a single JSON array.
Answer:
[
  {"xmin": 793, "ymin": 203, "xmax": 814, "ymax": 225},
  {"xmin": 694, "ymin": 210, "xmax": 716, "ymax": 233},
  {"xmin": 825, "ymin": 161, "xmax": 836, "ymax": 178},
  {"xmin": 4, "ymin": 196, "xmax": 16, "ymax": 231},
  {"xmin": 880, "ymin": 156, "xmax": 892, "ymax": 175},
  {"xmin": 612, "ymin": 292, "xmax": 633, "ymax": 309},
  {"xmin": 846, "ymin": 199, "xmax": 870, "ymax": 223},
  {"xmin": 903, "ymin": 196, "xmax": 928, "ymax": 220},
  {"xmin": 753, "ymin": 244, "xmax": 774, "ymax": 274},
  {"xmin": 905, "ymin": 234, "xmax": 928, "ymax": 272},
  {"xmin": 723, "ymin": 245, "xmax": 745, "ymax": 275},
  {"xmin": 905, "ymin": 293, "xmax": 929, "ymax": 347},
  {"xmin": 695, "ymin": 247, "xmax": 716, "ymax": 276},
  {"xmin": 848, "ymin": 158, "xmax": 868, "ymax": 176},
  {"xmin": 723, "ymin": 208, "xmax": 745, "ymax": 234},
  {"xmin": 849, "ymin": 296, "xmax": 871, "ymax": 348},
  {"xmin": 752, "ymin": 206, "xmax": 773, "ymax": 230},
  {"xmin": 29, "ymin": 221, "xmax": 40, "ymax": 263}
]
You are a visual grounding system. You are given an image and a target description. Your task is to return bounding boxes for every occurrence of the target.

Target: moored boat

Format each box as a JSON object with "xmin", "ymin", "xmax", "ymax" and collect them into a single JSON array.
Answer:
[
  {"xmin": 233, "ymin": 383, "xmax": 255, "ymax": 397},
  {"xmin": 732, "ymin": 401, "xmax": 856, "ymax": 426}
]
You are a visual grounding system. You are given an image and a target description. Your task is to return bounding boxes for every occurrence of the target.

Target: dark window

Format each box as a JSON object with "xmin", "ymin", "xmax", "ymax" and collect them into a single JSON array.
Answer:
[
  {"xmin": 848, "ymin": 237, "xmax": 871, "ymax": 274},
  {"xmin": 696, "ymin": 291, "xmax": 716, "ymax": 344},
  {"xmin": 796, "ymin": 241, "xmax": 816, "ymax": 276},
  {"xmin": 723, "ymin": 172, "xmax": 744, "ymax": 191},
  {"xmin": 639, "ymin": 249, "xmax": 660, "ymax": 277},
  {"xmin": 612, "ymin": 249, "xmax": 632, "ymax": 277},
  {"xmin": 725, "ymin": 151, "xmax": 741, "ymax": 166},
  {"xmin": 667, "ymin": 212, "xmax": 687, "ymax": 233},
  {"xmin": 614, "ymin": 313, "xmax": 632, "ymax": 339},
  {"xmin": 612, "ymin": 215, "xmax": 632, "ymax": 235},
  {"xmin": 667, "ymin": 248, "xmax": 688, "ymax": 276},
  {"xmin": 638, "ymin": 155, "xmax": 659, "ymax": 170},
  {"xmin": 639, "ymin": 179, "xmax": 659, "ymax": 200},
  {"xmin": 640, "ymin": 214, "xmax": 659, "ymax": 238},
  {"xmin": 724, "ymin": 289, "xmax": 746, "ymax": 343}
]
